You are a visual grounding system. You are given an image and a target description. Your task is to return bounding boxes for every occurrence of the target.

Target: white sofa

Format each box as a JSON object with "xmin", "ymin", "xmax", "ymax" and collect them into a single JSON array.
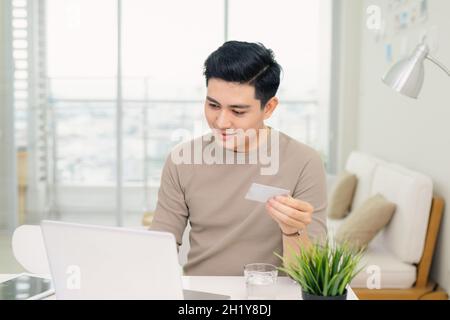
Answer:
[{"xmin": 328, "ymin": 151, "xmax": 434, "ymax": 289}]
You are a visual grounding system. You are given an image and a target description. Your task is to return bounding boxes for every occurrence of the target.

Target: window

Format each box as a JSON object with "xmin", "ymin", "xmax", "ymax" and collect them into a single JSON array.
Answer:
[
  {"xmin": 47, "ymin": 0, "xmax": 117, "ymax": 186},
  {"xmin": 229, "ymin": 0, "xmax": 328, "ymax": 154},
  {"xmin": 12, "ymin": 0, "xmax": 29, "ymax": 150},
  {"xmin": 15, "ymin": 0, "xmax": 333, "ymax": 226},
  {"xmin": 12, "ymin": 0, "xmax": 51, "ymax": 224}
]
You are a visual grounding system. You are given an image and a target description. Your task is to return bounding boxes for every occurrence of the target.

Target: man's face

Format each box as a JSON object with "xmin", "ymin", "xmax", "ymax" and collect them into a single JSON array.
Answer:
[{"xmin": 204, "ymin": 78, "xmax": 276, "ymax": 151}]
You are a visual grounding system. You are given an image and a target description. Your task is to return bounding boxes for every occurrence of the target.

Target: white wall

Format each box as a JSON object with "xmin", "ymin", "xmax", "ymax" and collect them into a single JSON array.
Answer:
[
  {"xmin": 354, "ymin": 0, "xmax": 450, "ymax": 293},
  {"xmin": 332, "ymin": 0, "xmax": 363, "ymax": 172}
]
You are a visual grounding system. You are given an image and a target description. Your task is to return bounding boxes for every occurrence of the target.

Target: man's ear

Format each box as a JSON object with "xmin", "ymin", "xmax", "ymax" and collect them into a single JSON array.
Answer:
[{"xmin": 263, "ymin": 97, "xmax": 279, "ymax": 120}]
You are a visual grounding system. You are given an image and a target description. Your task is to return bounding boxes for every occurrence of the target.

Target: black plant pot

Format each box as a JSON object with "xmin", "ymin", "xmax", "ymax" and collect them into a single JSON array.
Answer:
[{"xmin": 301, "ymin": 289, "xmax": 348, "ymax": 300}]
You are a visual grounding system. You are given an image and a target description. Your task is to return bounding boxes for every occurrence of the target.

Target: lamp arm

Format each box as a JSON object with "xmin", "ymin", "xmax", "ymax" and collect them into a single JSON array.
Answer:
[{"xmin": 426, "ymin": 55, "xmax": 450, "ymax": 76}]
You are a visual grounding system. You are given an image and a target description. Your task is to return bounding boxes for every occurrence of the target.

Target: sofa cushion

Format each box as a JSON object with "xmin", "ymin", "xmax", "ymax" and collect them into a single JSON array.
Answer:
[
  {"xmin": 370, "ymin": 164, "xmax": 433, "ymax": 264},
  {"xmin": 327, "ymin": 171, "xmax": 357, "ymax": 219},
  {"xmin": 328, "ymin": 218, "xmax": 417, "ymax": 289},
  {"xmin": 345, "ymin": 152, "xmax": 386, "ymax": 211},
  {"xmin": 327, "ymin": 217, "xmax": 345, "ymax": 239},
  {"xmin": 328, "ymin": 217, "xmax": 381, "ymax": 249},
  {"xmin": 335, "ymin": 194, "xmax": 396, "ymax": 250},
  {"xmin": 350, "ymin": 245, "xmax": 417, "ymax": 289}
]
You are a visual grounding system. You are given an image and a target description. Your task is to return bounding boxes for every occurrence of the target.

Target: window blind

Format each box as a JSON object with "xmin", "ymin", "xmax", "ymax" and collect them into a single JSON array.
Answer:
[{"xmin": 12, "ymin": 0, "xmax": 52, "ymax": 222}]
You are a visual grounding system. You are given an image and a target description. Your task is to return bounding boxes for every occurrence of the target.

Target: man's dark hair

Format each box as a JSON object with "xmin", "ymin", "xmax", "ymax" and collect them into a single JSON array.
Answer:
[{"xmin": 203, "ymin": 41, "xmax": 282, "ymax": 108}]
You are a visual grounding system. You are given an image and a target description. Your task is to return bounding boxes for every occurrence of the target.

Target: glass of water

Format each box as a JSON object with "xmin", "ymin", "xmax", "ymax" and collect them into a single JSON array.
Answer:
[{"xmin": 244, "ymin": 263, "xmax": 278, "ymax": 300}]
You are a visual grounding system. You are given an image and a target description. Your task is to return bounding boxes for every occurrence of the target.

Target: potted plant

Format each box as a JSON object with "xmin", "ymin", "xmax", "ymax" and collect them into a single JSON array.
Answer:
[{"xmin": 275, "ymin": 239, "xmax": 364, "ymax": 300}]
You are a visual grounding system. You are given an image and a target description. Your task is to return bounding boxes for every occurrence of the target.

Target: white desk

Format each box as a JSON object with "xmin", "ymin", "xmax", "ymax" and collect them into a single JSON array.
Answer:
[
  {"xmin": 182, "ymin": 276, "xmax": 358, "ymax": 300},
  {"xmin": 0, "ymin": 274, "xmax": 358, "ymax": 300}
]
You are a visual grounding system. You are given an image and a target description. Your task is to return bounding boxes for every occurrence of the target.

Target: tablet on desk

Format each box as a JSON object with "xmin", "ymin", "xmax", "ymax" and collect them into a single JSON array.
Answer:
[{"xmin": 0, "ymin": 273, "xmax": 54, "ymax": 300}]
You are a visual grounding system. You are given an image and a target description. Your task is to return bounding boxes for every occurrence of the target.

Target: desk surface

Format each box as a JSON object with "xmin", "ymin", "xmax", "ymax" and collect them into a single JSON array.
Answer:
[{"xmin": 0, "ymin": 274, "xmax": 358, "ymax": 300}]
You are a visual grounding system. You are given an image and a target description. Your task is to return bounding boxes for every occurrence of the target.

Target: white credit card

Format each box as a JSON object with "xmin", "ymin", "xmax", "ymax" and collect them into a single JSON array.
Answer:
[{"xmin": 245, "ymin": 183, "xmax": 290, "ymax": 203}]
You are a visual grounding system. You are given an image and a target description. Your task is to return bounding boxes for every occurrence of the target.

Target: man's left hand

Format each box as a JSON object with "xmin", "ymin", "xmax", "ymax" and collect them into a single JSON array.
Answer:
[{"xmin": 265, "ymin": 196, "xmax": 314, "ymax": 235}]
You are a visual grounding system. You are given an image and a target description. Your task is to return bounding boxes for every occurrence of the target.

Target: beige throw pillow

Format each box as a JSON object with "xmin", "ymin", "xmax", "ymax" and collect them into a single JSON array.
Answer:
[
  {"xmin": 335, "ymin": 194, "xmax": 396, "ymax": 250},
  {"xmin": 327, "ymin": 171, "xmax": 357, "ymax": 219}
]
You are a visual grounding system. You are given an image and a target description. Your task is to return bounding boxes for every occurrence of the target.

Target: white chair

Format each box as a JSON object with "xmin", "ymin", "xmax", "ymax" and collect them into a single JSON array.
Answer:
[
  {"xmin": 12, "ymin": 225, "xmax": 50, "ymax": 274},
  {"xmin": 328, "ymin": 151, "xmax": 446, "ymax": 299}
]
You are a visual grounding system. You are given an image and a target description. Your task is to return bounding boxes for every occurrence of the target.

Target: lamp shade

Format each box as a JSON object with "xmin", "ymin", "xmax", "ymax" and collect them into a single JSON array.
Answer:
[{"xmin": 382, "ymin": 43, "xmax": 429, "ymax": 99}]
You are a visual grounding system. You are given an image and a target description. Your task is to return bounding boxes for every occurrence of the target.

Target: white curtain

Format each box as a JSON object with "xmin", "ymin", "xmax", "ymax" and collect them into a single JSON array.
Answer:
[
  {"xmin": 2, "ymin": 0, "xmax": 52, "ymax": 229},
  {"xmin": 0, "ymin": 0, "xmax": 18, "ymax": 232},
  {"xmin": 23, "ymin": 0, "xmax": 52, "ymax": 224}
]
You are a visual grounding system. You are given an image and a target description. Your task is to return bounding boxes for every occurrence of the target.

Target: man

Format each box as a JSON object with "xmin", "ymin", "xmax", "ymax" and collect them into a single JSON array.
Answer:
[{"xmin": 150, "ymin": 41, "xmax": 327, "ymax": 276}]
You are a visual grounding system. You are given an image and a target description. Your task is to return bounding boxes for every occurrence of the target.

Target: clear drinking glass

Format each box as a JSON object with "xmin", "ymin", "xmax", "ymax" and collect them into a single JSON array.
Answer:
[{"xmin": 244, "ymin": 263, "xmax": 278, "ymax": 300}]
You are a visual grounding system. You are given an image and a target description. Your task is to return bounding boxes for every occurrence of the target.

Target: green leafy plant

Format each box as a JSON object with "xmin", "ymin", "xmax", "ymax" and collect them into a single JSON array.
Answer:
[{"xmin": 275, "ymin": 240, "xmax": 365, "ymax": 297}]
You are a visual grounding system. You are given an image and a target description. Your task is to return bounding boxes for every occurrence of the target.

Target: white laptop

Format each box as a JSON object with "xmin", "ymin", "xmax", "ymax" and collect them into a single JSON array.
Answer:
[{"xmin": 40, "ymin": 220, "xmax": 229, "ymax": 300}]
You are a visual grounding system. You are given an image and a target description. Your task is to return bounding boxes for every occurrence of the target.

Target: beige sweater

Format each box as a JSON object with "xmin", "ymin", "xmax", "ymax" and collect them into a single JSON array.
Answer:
[{"xmin": 150, "ymin": 129, "xmax": 328, "ymax": 276}]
